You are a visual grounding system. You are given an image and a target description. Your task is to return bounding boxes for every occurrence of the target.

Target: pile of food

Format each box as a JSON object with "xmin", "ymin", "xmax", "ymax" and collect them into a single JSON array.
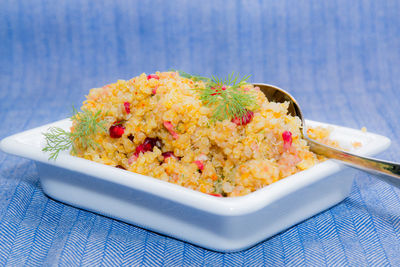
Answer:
[{"xmin": 43, "ymin": 71, "xmax": 339, "ymax": 197}]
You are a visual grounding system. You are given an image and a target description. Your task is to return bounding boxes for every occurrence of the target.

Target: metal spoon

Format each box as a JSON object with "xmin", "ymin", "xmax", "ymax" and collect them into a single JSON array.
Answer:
[{"xmin": 254, "ymin": 83, "xmax": 400, "ymax": 188}]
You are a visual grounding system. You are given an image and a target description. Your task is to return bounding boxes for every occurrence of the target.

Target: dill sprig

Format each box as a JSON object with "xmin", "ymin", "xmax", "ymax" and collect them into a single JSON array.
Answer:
[
  {"xmin": 171, "ymin": 69, "xmax": 211, "ymax": 82},
  {"xmin": 42, "ymin": 108, "xmax": 107, "ymax": 160},
  {"xmin": 42, "ymin": 127, "xmax": 72, "ymax": 160},
  {"xmin": 193, "ymin": 72, "xmax": 257, "ymax": 122}
]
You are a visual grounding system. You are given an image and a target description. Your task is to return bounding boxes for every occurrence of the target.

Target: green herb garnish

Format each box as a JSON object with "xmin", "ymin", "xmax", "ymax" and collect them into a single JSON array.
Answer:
[
  {"xmin": 42, "ymin": 107, "xmax": 107, "ymax": 160},
  {"xmin": 192, "ymin": 72, "xmax": 257, "ymax": 122},
  {"xmin": 172, "ymin": 70, "xmax": 210, "ymax": 82},
  {"xmin": 42, "ymin": 127, "xmax": 72, "ymax": 160}
]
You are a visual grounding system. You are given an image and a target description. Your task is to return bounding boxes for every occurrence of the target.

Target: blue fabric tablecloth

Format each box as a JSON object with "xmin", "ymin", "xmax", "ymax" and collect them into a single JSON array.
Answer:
[{"xmin": 1, "ymin": 0, "xmax": 400, "ymax": 265}]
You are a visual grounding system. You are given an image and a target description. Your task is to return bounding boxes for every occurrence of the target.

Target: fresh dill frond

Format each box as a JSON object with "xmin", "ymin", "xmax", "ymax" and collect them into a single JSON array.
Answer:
[
  {"xmin": 42, "ymin": 127, "xmax": 72, "ymax": 160},
  {"xmin": 193, "ymin": 72, "xmax": 257, "ymax": 122},
  {"xmin": 70, "ymin": 107, "xmax": 108, "ymax": 151},
  {"xmin": 42, "ymin": 107, "xmax": 108, "ymax": 160},
  {"xmin": 171, "ymin": 69, "xmax": 210, "ymax": 82}
]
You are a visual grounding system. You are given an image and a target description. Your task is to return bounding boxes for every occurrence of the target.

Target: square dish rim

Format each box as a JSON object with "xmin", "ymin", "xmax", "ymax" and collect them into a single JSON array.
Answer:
[{"xmin": 0, "ymin": 118, "xmax": 391, "ymax": 216}]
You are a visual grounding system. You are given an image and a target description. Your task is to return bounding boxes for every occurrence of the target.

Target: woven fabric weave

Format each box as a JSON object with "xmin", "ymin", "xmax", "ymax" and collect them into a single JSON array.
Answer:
[{"xmin": 1, "ymin": 0, "xmax": 400, "ymax": 265}]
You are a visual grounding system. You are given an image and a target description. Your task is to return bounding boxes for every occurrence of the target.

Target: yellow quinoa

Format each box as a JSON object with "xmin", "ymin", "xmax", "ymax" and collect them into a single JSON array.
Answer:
[{"xmin": 72, "ymin": 71, "xmax": 336, "ymax": 197}]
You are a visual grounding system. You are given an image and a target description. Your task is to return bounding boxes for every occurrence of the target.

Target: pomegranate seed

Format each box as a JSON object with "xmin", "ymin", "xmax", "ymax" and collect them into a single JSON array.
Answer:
[
  {"xmin": 210, "ymin": 87, "xmax": 220, "ymax": 96},
  {"xmin": 124, "ymin": 102, "xmax": 131, "ymax": 114},
  {"xmin": 134, "ymin": 137, "xmax": 162, "ymax": 157},
  {"xmin": 145, "ymin": 137, "xmax": 162, "ymax": 148},
  {"xmin": 152, "ymin": 86, "xmax": 158, "ymax": 95},
  {"xmin": 162, "ymin": 151, "xmax": 178, "ymax": 161},
  {"xmin": 210, "ymin": 85, "xmax": 226, "ymax": 96},
  {"xmin": 208, "ymin": 193, "xmax": 222, "ymax": 197},
  {"xmin": 109, "ymin": 122, "xmax": 125, "ymax": 138},
  {"xmin": 282, "ymin": 131, "xmax": 293, "ymax": 151},
  {"xmin": 163, "ymin": 121, "xmax": 179, "ymax": 139},
  {"xmin": 134, "ymin": 144, "xmax": 146, "ymax": 157},
  {"xmin": 139, "ymin": 141, "xmax": 152, "ymax": 153},
  {"xmin": 231, "ymin": 110, "xmax": 254, "ymax": 125},
  {"xmin": 147, "ymin": 74, "xmax": 159, "ymax": 80},
  {"xmin": 194, "ymin": 160, "xmax": 204, "ymax": 171}
]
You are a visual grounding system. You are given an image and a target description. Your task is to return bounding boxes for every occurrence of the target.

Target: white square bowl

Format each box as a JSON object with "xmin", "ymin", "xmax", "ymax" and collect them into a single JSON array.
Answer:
[{"xmin": 0, "ymin": 119, "xmax": 391, "ymax": 252}]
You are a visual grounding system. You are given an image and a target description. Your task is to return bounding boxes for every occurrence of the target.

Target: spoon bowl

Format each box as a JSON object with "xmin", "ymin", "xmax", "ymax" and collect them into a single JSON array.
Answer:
[{"xmin": 254, "ymin": 83, "xmax": 400, "ymax": 188}]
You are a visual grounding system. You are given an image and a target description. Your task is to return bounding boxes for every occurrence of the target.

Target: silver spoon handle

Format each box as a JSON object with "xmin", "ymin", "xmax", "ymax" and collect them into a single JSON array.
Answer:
[{"xmin": 306, "ymin": 137, "xmax": 400, "ymax": 188}]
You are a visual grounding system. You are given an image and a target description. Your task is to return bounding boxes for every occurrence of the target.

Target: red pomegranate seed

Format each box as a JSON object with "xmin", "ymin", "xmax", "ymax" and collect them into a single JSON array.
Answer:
[
  {"xmin": 194, "ymin": 160, "xmax": 204, "ymax": 171},
  {"xmin": 231, "ymin": 110, "xmax": 254, "ymax": 126},
  {"xmin": 210, "ymin": 85, "xmax": 226, "ymax": 96},
  {"xmin": 208, "ymin": 193, "xmax": 222, "ymax": 197},
  {"xmin": 210, "ymin": 87, "xmax": 220, "ymax": 96},
  {"xmin": 152, "ymin": 86, "xmax": 158, "ymax": 95},
  {"xmin": 282, "ymin": 131, "xmax": 293, "ymax": 151},
  {"xmin": 147, "ymin": 74, "xmax": 159, "ymax": 80},
  {"xmin": 162, "ymin": 151, "xmax": 178, "ymax": 161},
  {"xmin": 124, "ymin": 102, "xmax": 131, "ymax": 114},
  {"xmin": 134, "ymin": 144, "xmax": 146, "ymax": 157},
  {"xmin": 109, "ymin": 122, "xmax": 125, "ymax": 138},
  {"xmin": 144, "ymin": 137, "xmax": 162, "ymax": 148},
  {"xmin": 137, "ymin": 142, "xmax": 151, "ymax": 154},
  {"xmin": 134, "ymin": 137, "xmax": 162, "ymax": 157}
]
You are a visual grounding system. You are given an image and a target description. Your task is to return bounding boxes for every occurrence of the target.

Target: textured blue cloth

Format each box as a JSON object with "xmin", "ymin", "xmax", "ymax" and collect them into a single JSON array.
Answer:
[{"xmin": 1, "ymin": 0, "xmax": 400, "ymax": 265}]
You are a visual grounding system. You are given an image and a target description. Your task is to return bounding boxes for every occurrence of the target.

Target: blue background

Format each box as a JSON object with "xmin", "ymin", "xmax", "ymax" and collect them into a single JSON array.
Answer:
[{"xmin": 1, "ymin": 0, "xmax": 400, "ymax": 265}]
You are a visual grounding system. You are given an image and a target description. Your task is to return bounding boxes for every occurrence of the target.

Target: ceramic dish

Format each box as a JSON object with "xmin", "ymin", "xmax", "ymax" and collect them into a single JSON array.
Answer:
[{"xmin": 0, "ymin": 119, "xmax": 391, "ymax": 252}]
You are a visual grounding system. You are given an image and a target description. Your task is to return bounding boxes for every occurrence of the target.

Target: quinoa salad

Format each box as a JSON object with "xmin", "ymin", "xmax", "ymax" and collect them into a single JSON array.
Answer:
[{"xmin": 43, "ymin": 71, "xmax": 340, "ymax": 197}]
